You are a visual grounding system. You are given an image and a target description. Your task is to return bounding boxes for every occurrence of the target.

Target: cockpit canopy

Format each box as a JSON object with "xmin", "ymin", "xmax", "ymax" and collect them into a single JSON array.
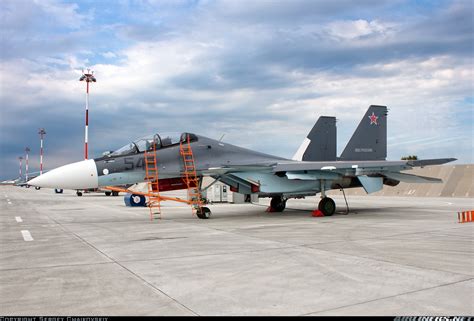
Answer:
[{"xmin": 110, "ymin": 132, "xmax": 198, "ymax": 156}]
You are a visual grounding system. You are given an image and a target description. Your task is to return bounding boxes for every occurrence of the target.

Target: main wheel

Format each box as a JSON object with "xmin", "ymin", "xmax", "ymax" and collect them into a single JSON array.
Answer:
[
  {"xmin": 104, "ymin": 191, "xmax": 112, "ymax": 196},
  {"xmin": 270, "ymin": 196, "xmax": 287, "ymax": 212},
  {"xmin": 196, "ymin": 207, "xmax": 211, "ymax": 219},
  {"xmin": 76, "ymin": 191, "xmax": 83, "ymax": 197},
  {"xmin": 112, "ymin": 191, "xmax": 119, "ymax": 196},
  {"xmin": 35, "ymin": 186, "xmax": 41, "ymax": 190},
  {"xmin": 55, "ymin": 188, "xmax": 63, "ymax": 194},
  {"xmin": 318, "ymin": 197, "xmax": 336, "ymax": 216}
]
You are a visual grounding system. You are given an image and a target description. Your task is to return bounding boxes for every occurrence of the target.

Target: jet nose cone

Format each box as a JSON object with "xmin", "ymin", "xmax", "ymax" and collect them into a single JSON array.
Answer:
[{"xmin": 28, "ymin": 159, "xmax": 99, "ymax": 189}]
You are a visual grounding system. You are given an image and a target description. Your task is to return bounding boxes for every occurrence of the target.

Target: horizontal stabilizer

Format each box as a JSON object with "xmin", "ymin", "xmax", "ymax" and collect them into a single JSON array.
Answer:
[
  {"xmin": 407, "ymin": 158, "xmax": 457, "ymax": 167},
  {"xmin": 358, "ymin": 176, "xmax": 383, "ymax": 194},
  {"xmin": 384, "ymin": 172, "xmax": 442, "ymax": 183}
]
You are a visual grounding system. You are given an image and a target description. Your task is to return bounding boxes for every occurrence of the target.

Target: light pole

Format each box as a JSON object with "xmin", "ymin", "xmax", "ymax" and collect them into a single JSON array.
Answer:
[
  {"xmin": 79, "ymin": 69, "xmax": 96, "ymax": 160},
  {"xmin": 38, "ymin": 128, "xmax": 46, "ymax": 175},
  {"xmin": 25, "ymin": 147, "xmax": 30, "ymax": 183},
  {"xmin": 18, "ymin": 156, "xmax": 23, "ymax": 179}
]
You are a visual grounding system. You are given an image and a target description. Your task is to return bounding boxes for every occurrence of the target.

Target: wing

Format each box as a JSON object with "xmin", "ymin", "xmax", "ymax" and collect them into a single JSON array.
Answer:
[
  {"xmin": 203, "ymin": 158, "xmax": 456, "ymax": 196},
  {"xmin": 274, "ymin": 158, "xmax": 455, "ymax": 194}
]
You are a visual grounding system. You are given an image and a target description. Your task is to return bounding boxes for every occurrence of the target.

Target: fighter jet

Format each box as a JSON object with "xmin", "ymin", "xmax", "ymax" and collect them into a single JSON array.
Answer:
[
  {"xmin": 28, "ymin": 105, "xmax": 455, "ymax": 218},
  {"xmin": 15, "ymin": 171, "xmax": 40, "ymax": 189}
]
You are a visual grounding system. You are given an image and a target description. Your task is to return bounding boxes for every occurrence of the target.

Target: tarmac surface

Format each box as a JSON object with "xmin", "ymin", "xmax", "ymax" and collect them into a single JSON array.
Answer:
[{"xmin": 1, "ymin": 185, "xmax": 473, "ymax": 316}]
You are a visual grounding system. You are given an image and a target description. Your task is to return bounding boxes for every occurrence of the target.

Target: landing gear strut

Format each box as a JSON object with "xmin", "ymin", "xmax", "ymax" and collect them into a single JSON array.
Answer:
[
  {"xmin": 317, "ymin": 179, "xmax": 335, "ymax": 216},
  {"xmin": 268, "ymin": 196, "xmax": 287, "ymax": 212}
]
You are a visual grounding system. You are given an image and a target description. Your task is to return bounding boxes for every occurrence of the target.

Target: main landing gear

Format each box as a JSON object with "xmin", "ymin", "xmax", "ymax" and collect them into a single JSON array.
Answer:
[
  {"xmin": 265, "ymin": 194, "xmax": 336, "ymax": 216},
  {"xmin": 318, "ymin": 197, "xmax": 336, "ymax": 216},
  {"xmin": 267, "ymin": 196, "xmax": 287, "ymax": 212},
  {"xmin": 317, "ymin": 179, "xmax": 336, "ymax": 216}
]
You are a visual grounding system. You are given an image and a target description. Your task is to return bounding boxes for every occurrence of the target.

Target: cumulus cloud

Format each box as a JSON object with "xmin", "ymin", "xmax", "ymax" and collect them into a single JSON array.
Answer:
[
  {"xmin": 0, "ymin": 0, "xmax": 473, "ymax": 179},
  {"xmin": 325, "ymin": 19, "xmax": 395, "ymax": 40}
]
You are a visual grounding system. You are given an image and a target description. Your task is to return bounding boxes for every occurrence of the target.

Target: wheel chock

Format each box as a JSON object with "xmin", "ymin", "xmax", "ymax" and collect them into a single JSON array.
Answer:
[
  {"xmin": 312, "ymin": 209, "xmax": 325, "ymax": 217},
  {"xmin": 266, "ymin": 206, "xmax": 276, "ymax": 213},
  {"xmin": 458, "ymin": 210, "xmax": 474, "ymax": 223}
]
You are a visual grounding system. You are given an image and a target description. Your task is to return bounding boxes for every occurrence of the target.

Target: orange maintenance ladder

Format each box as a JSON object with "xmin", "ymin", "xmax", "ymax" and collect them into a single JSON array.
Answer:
[
  {"xmin": 144, "ymin": 136, "xmax": 161, "ymax": 220},
  {"xmin": 179, "ymin": 134, "xmax": 204, "ymax": 217}
]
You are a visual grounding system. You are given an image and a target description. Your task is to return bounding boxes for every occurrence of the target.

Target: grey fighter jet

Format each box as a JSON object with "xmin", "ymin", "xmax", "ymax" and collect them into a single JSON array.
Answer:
[{"xmin": 28, "ymin": 105, "xmax": 455, "ymax": 217}]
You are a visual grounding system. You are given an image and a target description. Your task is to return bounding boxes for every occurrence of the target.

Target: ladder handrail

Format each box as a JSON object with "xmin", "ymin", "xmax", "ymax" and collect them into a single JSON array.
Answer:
[
  {"xmin": 179, "ymin": 133, "xmax": 203, "ymax": 216},
  {"xmin": 144, "ymin": 134, "xmax": 161, "ymax": 220}
]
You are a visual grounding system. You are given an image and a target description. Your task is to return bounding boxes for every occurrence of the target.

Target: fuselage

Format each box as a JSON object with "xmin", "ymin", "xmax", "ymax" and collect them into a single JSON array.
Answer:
[
  {"xmin": 94, "ymin": 135, "xmax": 286, "ymax": 189},
  {"xmin": 27, "ymin": 134, "xmax": 287, "ymax": 191},
  {"xmin": 28, "ymin": 133, "xmax": 373, "ymax": 196}
]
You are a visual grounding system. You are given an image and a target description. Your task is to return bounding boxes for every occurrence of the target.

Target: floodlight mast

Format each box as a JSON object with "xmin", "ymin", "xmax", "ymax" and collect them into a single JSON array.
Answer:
[
  {"xmin": 25, "ymin": 147, "xmax": 30, "ymax": 182},
  {"xmin": 38, "ymin": 128, "xmax": 46, "ymax": 175},
  {"xmin": 79, "ymin": 69, "xmax": 96, "ymax": 160},
  {"xmin": 18, "ymin": 156, "xmax": 23, "ymax": 179}
]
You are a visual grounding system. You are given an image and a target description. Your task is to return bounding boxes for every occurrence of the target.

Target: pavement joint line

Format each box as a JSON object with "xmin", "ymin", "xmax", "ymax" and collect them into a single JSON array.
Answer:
[
  {"xmin": 116, "ymin": 244, "xmax": 301, "ymax": 264},
  {"xmin": 0, "ymin": 261, "xmax": 116, "ymax": 272},
  {"xmin": 301, "ymin": 277, "xmax": 474, "ymax": 316},
  {"xmin": 20, "ymin": 230, "xmax": 33, "ymax": 241},
  {"xmin": 15, "ymin": 216, "xmax": 22, "ymax": 223},
  {"xmin": 47, "ymin": 216, "xmax": 199, "ymax": 316},
  {"xmin": 301, "ymin": 243, "xmax": 474, "ymax": 278},
  {"xmin": 294, "ymin": 225, "xmax": 473, "ymax": 248},
  {"xmin": 190, "ymin": 220, "xmax": 474, "ymax": 278}
]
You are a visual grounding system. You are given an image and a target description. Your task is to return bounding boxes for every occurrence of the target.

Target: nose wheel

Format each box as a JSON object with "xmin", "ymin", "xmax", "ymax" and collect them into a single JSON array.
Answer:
[
  {"xmin": 318, "ymin": 197, "xmax": 336, "ymax": 216},
  {"xmin": 196, "ymin": 207, "xmax": 211, "ymax": 219}
]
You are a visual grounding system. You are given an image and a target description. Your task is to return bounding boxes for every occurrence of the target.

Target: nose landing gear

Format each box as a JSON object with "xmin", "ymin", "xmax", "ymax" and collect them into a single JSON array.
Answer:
[{"xmin": 196, "ymin": 207, "xmax": 211, "ymax": 219}]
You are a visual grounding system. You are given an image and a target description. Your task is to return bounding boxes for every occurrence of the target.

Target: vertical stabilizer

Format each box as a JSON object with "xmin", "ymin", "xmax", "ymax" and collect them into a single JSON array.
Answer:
[
  {"xmin": 339, "ymin": 105, "xmax": 387, "ymax": 161},
  {"xmin": 293, "ymin": 116, "xmax": 337, "ymax": 161}
]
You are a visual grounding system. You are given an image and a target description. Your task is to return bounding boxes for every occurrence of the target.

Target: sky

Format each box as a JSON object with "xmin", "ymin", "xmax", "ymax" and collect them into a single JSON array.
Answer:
[{"xmin": 0, "ymin": 0, "xmax": 473, "ymax": 180}]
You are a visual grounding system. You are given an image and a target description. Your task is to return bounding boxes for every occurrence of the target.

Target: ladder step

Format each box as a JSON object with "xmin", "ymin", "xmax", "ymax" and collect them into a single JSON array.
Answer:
[{"xmin": 145, "ymin": 150, "xmax": 162, "ymax": 221}]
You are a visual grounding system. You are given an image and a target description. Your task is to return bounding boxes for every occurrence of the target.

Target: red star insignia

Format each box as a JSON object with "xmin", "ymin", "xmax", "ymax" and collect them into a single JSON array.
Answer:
[{"xmin": 369, "ymin": 112, "xmax": 378, "ymax": 125}]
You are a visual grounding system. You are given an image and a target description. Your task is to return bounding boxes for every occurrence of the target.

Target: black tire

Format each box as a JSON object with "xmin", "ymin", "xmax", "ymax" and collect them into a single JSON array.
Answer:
[
  {"xmin": 318, "ymin": 197, "xmax": 336, "ymax": 216},
  {"xmin": 112, "ymin": 191, "xmax": 119, "ymax": 196},
  {"xmin": 26, "ymin": 185, "xmax": 30, "ymax": 188},
  {"xmin": 270, "ymin": 196, "xmax": 286, "ymax": 212},
  {"xmin": 76, "ymin": 191, "xmax": 83, "ymax": 197},
  {"xmin": 55, "ymin": 188, "xmax": 63, "ymax": 194},
  {"xmin": 196, "ymin": 207, "xmax": 211, "ymax": 219},
  {"xmin": 35, "ymin": 186, "xmax": 41, "ymax": 190},
  {"xmin": 104, "ymin": 191, "xmax": 112, "ymax": 196}
]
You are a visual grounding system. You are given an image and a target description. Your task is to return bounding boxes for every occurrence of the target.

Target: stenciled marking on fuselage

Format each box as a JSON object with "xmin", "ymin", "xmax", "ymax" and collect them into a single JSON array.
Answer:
[
  {"xmin": 97, "ymin": 155, "xmax": 145, "ymax": 176},
  {"xmin": 123, "ymin": 156, "xmax": 144, "ymax": 171}
]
